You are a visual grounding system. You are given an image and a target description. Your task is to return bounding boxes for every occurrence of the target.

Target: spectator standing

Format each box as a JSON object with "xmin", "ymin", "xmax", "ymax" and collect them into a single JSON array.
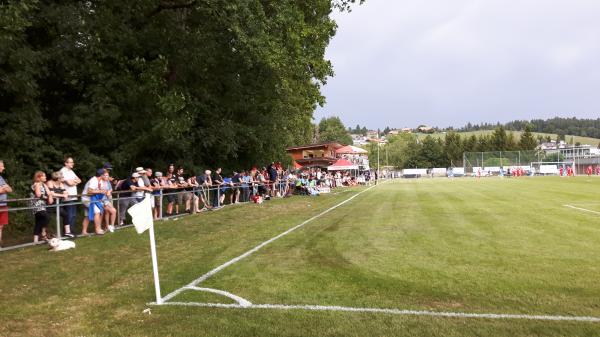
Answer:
[
  {"xmin": 134, "ymin": 171, "xmax": 151, "ymax": 202},
  {"xmin": 117, "ymin": 173, "xmax": 142, "ymax": 226},
  {"xmin": 176, "ymin": 167, "xmax": 187, "ymax": 213},
  {"xmin": 30, "ymin": 171, "xmax": 53, "ymax": 243},
  {"xmin": 211, "ymin": 168, "xmax": 224, "ymax": 208},
  {"xmin": 46, "ymin": 171, "xmax": 74, "ymax": 237},
  {"xmin": 268, "ymin": 163, "xmax": 277, "ymax": 197},
  {"xmin": 177, "ymin": 175, "xmax": 192, "ymax": 213},
  {"xmin": 81, "ymin": 169, "xmax": 109, "ymax": 235},
  {"xmin": 186, "ymin": 175, "xmax": 200, "ymax": 213},
  {"xmin": 231, "ymin": 171, "xmax": 243, "ymax": 203},
  {"xmin": 136, "ymin": 167, "xmax": 154, "ymax": 209},
  {"xmin": 59, "ymin": 157, "xmax": 81, "ymax": 236},
  {"xmin": 165, "ymin": 164, "xmax": 178, "ymax": 216},
  {"xmin": 241, "ymin": 171, "xmax": 251, "ymax": 202},
  {"xmin": 256, "ymin": 169, "xmax": 268, "ymax": 198},
  {"xmin": 249, "ymin": 167, "xmax": 259, "ymax": 196},
  {"xmin": 99, "ymin": 170, "xmax": 116, "ymax": 233},
  {"xmin": 197, "ymin": 170, "xmax": 212, "ymax": 211},
  {"xmin": 151, "ymin": 171, "xmax": 165, "ymax": 219},
  {"xmin": 222, "ymin": 175, "xmax": 233, "ymax": 205},
  {"xmin": 0, "ymin": 160, "xmax": 12, "ymax": 246}
]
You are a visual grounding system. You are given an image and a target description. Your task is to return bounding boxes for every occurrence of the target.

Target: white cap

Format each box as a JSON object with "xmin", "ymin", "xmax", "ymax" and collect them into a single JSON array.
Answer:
[
  {"xmin": 135, "ymin": 167, "xmax": 146, "ymax": 173},
  {"xmin": 132, "ymin": 172, "xmax": 140, "ymax": 178}
]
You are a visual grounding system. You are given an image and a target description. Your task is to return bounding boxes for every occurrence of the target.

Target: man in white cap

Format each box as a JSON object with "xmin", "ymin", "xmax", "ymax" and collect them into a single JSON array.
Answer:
[
  {"xmin": 135, "ymin": 167, "xmax": 149, "ymax": 187},
  {"xmin": 133, "ymin": 168, "xmax": 152, "ymax": 202},
  {"xmin": 117, "ymin": 172, "xmax": 149, "ymax": 226}
]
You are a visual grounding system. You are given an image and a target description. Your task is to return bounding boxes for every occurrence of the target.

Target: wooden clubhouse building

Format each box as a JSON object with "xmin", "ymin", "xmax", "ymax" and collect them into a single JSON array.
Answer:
[{"xmin": 285, "ymin": 142, "xmax": 343, "ymax": 169}]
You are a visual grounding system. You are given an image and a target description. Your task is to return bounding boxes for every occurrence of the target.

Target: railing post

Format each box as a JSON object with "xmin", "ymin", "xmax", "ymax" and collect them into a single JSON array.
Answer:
[
  {"xmin": 55, "ymin": 198, "xmax": 61, "ymax": 238},
  {"xmin": 116, "ymin": 192, "xmax": 121, "ymax": 226},
  {"xmin": 159, "ymin": 189, "xmax": 163, "ymax": 219},
  {"xmin": 217, "ymin": 186, "xmax": 221, "ymax": 207}
]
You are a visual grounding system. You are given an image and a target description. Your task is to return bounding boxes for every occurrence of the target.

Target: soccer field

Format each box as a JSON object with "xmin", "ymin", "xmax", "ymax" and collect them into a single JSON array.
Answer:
[{"xmin": 2, "ymin": 177, "xmax": 600, "ymax": 336}]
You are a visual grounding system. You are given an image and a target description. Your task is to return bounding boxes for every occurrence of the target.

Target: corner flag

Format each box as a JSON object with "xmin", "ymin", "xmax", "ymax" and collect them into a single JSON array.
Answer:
[
  {"xmin": 128, "ymin": 194, "xmax": 162, "ymax": 303},
  {"xmin": 128, "ymin": 194, "xmax": 153, "ymax": 234}
]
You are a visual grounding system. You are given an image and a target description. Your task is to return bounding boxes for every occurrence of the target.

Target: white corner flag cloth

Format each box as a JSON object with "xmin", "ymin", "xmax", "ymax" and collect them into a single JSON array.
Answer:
[{"xmin": 128, "ymin": 195, "xmax": 154, "ymax": 234}]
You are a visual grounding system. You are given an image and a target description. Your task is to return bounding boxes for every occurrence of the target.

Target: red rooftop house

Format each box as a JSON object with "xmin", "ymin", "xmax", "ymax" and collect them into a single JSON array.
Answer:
[{"xmin": 286, "ymin": 142, "xmax": 343, "ymax": 169}]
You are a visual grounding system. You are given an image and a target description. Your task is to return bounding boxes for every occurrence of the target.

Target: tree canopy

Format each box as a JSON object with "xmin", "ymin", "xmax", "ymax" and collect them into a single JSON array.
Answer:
[
  {"xmin": 378, "ymin": 126, "xmax": 547, "ymax": 169},
  {"xmin": 317, "ymin": 116, "xmax": 352, "ymax": 145},
  {"xmin": 0, "ymin": 0, "xmax": 361, "ymax": 192}
]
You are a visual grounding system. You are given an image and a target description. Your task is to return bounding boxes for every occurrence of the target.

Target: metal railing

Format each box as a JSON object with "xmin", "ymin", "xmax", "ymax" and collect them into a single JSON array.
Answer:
[{"xmin": 0, "ymin": 177, "xmax": 375, "ymax": 252}]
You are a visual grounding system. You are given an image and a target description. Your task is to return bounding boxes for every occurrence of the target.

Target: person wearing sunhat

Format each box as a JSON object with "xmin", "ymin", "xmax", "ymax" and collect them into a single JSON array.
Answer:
[
  {"xmin": 136, "ymin": 167, "xmax": 153, "ymax": 203},
  {"xmin": 116, "ymin": 172, "xmax": 145, "ymax": 226},
  {"xmin": 135, "ymin": 167, "xmax": 149, "ymax": 186}
]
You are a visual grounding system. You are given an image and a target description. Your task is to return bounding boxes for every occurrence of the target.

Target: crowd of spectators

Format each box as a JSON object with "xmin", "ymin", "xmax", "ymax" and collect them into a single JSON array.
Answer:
[{"xmin": 0, "ymin": 157, "xmax": 374, "ymax": 246}]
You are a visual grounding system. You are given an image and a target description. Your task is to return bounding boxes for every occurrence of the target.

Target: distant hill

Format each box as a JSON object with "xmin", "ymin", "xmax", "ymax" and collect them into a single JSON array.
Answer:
[
  {"xmin": 416, "ymin": 130, "xmax": 600, "ymax": 147},
  {"xmin": 453, "ymin": 117, "xmax": 600, "ymax": 139}
]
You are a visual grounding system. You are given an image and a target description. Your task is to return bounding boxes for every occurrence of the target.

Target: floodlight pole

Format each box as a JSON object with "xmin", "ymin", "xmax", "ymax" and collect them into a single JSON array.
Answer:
[
  {"xmin": 572, "ymin": 136, "xmax": 577, "ymax": 175},
  {"xmin": 377, "ymin": 130, "xmax": 380, "ymax": 181}
]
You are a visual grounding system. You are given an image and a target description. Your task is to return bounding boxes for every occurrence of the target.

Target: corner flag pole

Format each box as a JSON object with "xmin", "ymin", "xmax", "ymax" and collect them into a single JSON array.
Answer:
[
  {"xmin": 129, "ymin": 194, "xmax": 162, "ymax": 304},
  {"xmin": 148, "ymin": 222, "xmax": 162, "ymax": 304}
]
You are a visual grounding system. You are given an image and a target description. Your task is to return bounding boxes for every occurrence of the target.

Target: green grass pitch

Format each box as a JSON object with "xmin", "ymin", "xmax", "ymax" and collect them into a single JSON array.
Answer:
[{"xmin": 2, "ymin": 177, "xmax": 600, "ymax": 336}]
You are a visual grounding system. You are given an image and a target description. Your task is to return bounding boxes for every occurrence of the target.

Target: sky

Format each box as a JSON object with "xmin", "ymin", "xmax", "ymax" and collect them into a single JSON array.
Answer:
[{"xmin": 315, "ymin": 0, "xmax": 600, "ymax": 130}]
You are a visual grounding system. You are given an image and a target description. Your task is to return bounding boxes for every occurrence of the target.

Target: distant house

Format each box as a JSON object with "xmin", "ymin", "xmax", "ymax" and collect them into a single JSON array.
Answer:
[
  {"xmin": 401, "ymin": 128, "xmax": 412, "ymax": 133},
  {"xmin": 366, "ymin": 131, "xmax": 377, "ymax": 138},
  {"xmin": 286, "ymin": 142, "xmax": 342, "ymax": 168},
  {"xmin": 417, "ymin": 126, "xmax": 434, "ymax": 133},
  {"xmin": 539, "ymin": 142, "xmax": 557, "ymax": 151},
  {"xmin": 388, "ymin": 129, "xmax": 400, "ymax": 136},
  {"xmin": 351, "ymin": 134, "xmax": 368, "ymax": 146},
  {"xmin": 367, "ymin": 138, "xmax": 388, "ymax": 145}
]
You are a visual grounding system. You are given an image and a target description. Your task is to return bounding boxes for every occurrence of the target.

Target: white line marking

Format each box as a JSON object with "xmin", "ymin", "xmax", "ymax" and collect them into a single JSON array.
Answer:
[
  {"xmin": 150, "ymin": 301, "xmax": 600, "ymax": 323},
  {"xmin": 161, "ymin": 184, "xmax": 379, "ymax": 303},
  {"xmin": 563, "ymin": 204, "xmax": 600, "ymax": 216},
  {"xmin": 185, "ymin": 287, "xmax": 252, "ymax": 307}
]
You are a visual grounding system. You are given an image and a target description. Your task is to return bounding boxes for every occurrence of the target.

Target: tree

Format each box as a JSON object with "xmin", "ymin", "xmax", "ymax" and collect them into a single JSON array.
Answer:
[
  {"xmin": 444, "ymin": 132, "xmax": 463, "ymax": 166},
  {"xmin": 506, "ymin": 132, "xmax": 517, "ymax": 150},
  {"xmin": 519, "ymin": 125, "xmax": 538, "ymax": 150},
  {"xmin": 1, "ymin": 0, "xmax": 362, "ymax": 194},
  {"xmin": 463, "ymin": 135, "xmax": 478, "ymax": 153},
  {"xmin": 476, "ymin": 134, "xmax": 492, "ymax": 152},
  {"xmin": 318, "ymin": 117, "xmax": 352, "ymax": 145},
  {"xmin": 419, "ymin": 136, "xmax": 445, "ymax": 167},
  {"xmin": 536, "ymin": 135, "xmax": 544, "ymax": 144},
  {"xmin": 492, "ymin": 126, "xmax": 508, "ymax": 150},
  {"xmin": 376, "ymin": 133, "xmax": 417, "ymax": 169}
]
